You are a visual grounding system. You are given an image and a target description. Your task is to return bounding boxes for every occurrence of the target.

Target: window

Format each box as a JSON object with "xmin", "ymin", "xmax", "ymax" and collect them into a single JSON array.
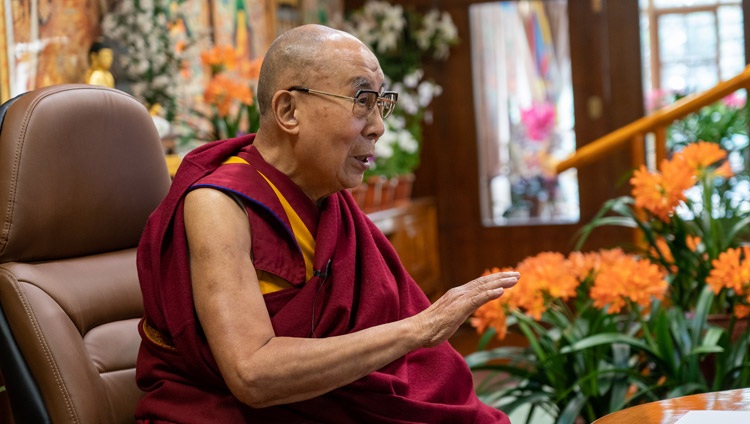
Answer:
[
  {"xmin": 470, "ymin": 1, "xmax": 578, "ymax": 226},
  {"xmin": 641, "ymin": 0, "xmax": 745, "ymax": 103}
]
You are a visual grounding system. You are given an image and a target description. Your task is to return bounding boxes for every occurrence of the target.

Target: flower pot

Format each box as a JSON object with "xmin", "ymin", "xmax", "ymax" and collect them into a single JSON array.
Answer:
[
  {"xmin": 363, "ymin": 175, "xmax": 386, "ymax": 211},
  {"xmin": 379, "ymin": 177, "xmax": 399, "ymax": 210},
  {"xmin": 707, "ymin": 313, "xmax": 749, "ymax": 342},
  {"xmin": 394, "ymin": 173, "xmax": 415, "ymax": 204}
]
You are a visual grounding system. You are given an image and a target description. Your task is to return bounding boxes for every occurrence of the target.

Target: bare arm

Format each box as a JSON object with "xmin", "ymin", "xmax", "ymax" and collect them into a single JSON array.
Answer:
[{"xmin": 185, "ymin": 188, "xmax": 519, "ymax": 408}]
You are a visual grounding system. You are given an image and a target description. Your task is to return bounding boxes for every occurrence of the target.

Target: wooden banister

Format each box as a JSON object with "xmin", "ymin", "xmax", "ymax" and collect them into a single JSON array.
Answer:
[{"xmin": 556, "ymin": 65, "xmax": 750, "ymax": 174}]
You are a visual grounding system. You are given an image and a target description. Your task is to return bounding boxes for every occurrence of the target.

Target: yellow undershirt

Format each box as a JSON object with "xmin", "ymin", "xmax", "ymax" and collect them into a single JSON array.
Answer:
[{"xmin": 222, "ymin": 156, "xmax": 315, "ymax": 294}]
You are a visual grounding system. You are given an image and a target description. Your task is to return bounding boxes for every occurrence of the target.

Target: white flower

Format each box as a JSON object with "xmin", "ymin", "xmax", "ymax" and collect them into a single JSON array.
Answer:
[
  {"xmin": 386, "ymin": 114, "xmax": 407, "ymax": 131},
  {"xmin": 398, "ymin": 91, "xmax": 420, "ymax": 115},
  {"xmin": 135, "ymin": 60, "xmax": 150, "ymax": 75},
  {"xmin": 103, "ymin": 0, "xmax": 192, "ymax": 119},
  {"xmin": 377, "ymin": 32, "xmax": 399, "ymax": 53},
  {"xmin": 152, "ymin": 75, "xmax": 170, "ymax": 89},
  {"xmin": 136, "ymin": 14, "xmax": 152, "ymax": 32},
  {"xmin": 375, "ymin": 132, "xmax": 396, "ymax": 159},
  {"xmin": 403, "ymin": 69, "xmax": 424, "ymax": 89},
  {"xmin": 417, "ymin": 81, "xmax": 442, "ymax": 108},
  {"xmin": 152, "ymin": 54, "xmax": 166, "ymax": 69},
  {"xmin": 438, "ymin": 12, "xmax": 458, "ymax": 42},
  {"xmin": 397, "ymin": 130, "xmax": 419, "ymax": 154},
  {"xmin": 381, "ymin": 4, "xmax": 406, "ymax": 33}
]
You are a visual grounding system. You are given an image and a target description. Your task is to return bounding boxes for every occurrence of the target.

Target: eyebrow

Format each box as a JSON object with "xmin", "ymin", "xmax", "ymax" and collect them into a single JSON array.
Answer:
[{"xmin": 351, "ymin": 77, "xmax": 387, "ymax": 92}]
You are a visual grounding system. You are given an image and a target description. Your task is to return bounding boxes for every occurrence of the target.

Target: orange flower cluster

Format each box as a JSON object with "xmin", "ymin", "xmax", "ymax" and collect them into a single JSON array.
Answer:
[
  {"xmin": 204, "ymin": 74, "xmax": 254, "ymax": 118},
  {"xmin": 630, "ymin": 141, "xmax": 732, "ymax": 222},
  {"xmin": 200, "ymin": 45, "xmax": 263, "ymax": 118},
  {"xmin": 200, "ymin": 45, "xmax": 239, "ymax": 73},
  {"xmin": 707, "ymin": 245, "xmax": 750, "ymax": 318},
  {"xmin": 587, "ymin": 249, "xmax": 668, "ymax": 313},
  {"xmin": 472, "ymin": 249, "xmax": 668, "ymax": 340}
]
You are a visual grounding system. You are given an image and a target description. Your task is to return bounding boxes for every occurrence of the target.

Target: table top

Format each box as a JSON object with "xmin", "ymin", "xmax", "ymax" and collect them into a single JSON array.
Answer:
[{"xmin": 593, "ymin": 389, "xmax": 750, "ymax": 423}]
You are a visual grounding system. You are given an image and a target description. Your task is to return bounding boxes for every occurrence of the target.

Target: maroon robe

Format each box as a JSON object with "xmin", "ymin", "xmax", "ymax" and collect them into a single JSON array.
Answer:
[{"xmin": 135, "ymin": 134, "xmax": 509, "ymax": 423}]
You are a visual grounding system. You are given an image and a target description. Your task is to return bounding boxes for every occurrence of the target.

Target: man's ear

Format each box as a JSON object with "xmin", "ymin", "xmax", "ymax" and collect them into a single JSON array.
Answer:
[{"xmin": 272, "ymin": 90, "xmax": 300, "ymax": 135}]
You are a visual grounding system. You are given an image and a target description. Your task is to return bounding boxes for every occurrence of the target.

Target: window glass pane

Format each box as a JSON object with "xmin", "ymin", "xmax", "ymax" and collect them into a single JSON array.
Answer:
[
  {"xmin": 643, "ymin": 1, "xmax": 744, "ymax": 98},
  {"xmin": 655, "ymin": 0, "xmax": 717, "ymax": 7},
  {"xmin": 470, "ymin": 1, "xmax": 578, "ymax": 226}
]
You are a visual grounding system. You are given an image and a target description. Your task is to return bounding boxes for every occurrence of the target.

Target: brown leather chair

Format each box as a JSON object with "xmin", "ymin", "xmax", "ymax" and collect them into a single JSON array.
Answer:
[{"xmin": 0, "ymin": 84, "xmax": 171, "ymax": 423}]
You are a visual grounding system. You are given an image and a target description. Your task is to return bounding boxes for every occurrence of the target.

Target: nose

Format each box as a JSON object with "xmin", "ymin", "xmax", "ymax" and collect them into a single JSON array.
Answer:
[{"xmin": 364, "ymin": 108, "xmax": 386, "ymax": 141}]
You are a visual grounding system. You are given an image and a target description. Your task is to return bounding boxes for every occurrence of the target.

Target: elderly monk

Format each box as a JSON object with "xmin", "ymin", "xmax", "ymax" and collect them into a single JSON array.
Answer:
[{"xmin": 135, "ymin": 24, "xmax": 519, "ymax": 423}]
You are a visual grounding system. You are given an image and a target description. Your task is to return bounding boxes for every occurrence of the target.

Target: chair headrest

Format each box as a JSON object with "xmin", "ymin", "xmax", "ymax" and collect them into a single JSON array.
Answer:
[{"xmin": 0, "ymin": 84, "xmax": 171, "ymax": 262}]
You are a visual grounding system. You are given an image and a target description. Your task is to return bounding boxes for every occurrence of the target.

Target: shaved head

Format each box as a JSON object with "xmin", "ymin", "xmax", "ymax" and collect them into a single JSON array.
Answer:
[{"xmin": 257, "ymin": 24, "xmax": 369, "ymax": 116}]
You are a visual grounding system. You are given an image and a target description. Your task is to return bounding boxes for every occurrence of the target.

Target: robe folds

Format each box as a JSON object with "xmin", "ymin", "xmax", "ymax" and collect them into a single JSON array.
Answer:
[{"xmin": 135, "ymin": 134, "xmax": 510, "ymax": 423}]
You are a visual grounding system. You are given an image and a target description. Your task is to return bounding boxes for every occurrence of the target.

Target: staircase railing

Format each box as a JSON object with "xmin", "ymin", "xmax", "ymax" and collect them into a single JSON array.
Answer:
[{"xmin": 555, "ymin": 65, "xmax": 750, "ymax": 174}]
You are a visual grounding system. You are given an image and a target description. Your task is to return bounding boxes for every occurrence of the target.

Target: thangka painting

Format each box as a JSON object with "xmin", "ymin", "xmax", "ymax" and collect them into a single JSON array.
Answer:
[
  {"xmin": 211, "ymin": 0, "xmax": 271, "ymax": 60},
  {"xmin": 4, "ymin": 0, "xmax": 101, "ymax": 98}
]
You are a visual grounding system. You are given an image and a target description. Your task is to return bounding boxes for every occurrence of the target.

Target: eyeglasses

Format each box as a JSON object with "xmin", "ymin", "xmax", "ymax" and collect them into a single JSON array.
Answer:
[{"xmin": 288, "ymin": 86, "xmax": 398, "ymax": 119}]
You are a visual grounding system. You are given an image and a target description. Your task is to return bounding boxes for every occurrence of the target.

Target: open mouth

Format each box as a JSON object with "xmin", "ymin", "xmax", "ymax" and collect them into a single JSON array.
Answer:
[{"xmin": 354, "ymin": 155, "xmax": 372, "ymax": 165}]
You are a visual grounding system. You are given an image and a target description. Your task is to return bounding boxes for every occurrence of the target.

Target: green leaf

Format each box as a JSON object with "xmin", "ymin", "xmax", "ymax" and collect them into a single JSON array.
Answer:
[
  {"xmin": 608, "ymin": 344, "xmax": 632, "ymax": 412},
  {"xmin": 560, "ymin": 333, "xmax": 651, "ymax": 355},
  {"xmin": 475, "ymin": 327, "xmax": 497, "ymax": 351},
  {"xmin": 465, "ymin": 346, "xmax": 526, "ymax": 368},
  {"xmin": 557, "ymin": 392, "xmax": 587, "ymax": 424}
]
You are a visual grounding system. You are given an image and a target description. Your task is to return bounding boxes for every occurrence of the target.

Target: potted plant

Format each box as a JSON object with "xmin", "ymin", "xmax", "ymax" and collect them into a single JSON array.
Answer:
[
  {"xmin": 468, "ymin": 140, "xmax": 750, "ymax": 423},
  {"xmin": 180, "ymin": 45, "xmax": 262, "ymax": 145}
]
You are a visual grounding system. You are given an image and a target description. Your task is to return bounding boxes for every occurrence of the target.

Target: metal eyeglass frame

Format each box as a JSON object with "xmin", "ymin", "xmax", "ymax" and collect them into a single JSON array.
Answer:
[{"xmin": 288, "ymin": 86, "xmax": 399, "ymax": 119}]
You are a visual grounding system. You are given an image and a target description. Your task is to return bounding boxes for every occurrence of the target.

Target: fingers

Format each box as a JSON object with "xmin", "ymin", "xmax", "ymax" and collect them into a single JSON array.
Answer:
[
  {"xmin": 413, "ymin": 272, "xmax": 520, "ymax": 348},
  {"xmin": 475, "ymin": 271, "xmax": 520, "ymax": 289}
]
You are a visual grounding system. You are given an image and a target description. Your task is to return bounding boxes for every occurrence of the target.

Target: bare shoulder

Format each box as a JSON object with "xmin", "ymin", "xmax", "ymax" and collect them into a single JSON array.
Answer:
[{"xmin": 184, "ymin": 188, "xmax": 251, "ymax": 250}]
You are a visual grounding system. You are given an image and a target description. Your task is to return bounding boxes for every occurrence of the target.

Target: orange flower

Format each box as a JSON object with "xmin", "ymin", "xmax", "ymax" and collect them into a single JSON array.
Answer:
[
  {"xmin": 686, "ymin": 235, "xmax": 702, "ymax": 252},
  {"xmin": 513, "ymin": 252, "xmax": 579, "ymax": 320},
  {"xmin": 630, "ymin": 159, "xmax": 694, "ymax": 222},
  {"xmin": 239, "ymin": 57, "xmax": 263, "ymax": 80},
  {"xmin": 678, "ymin": 141, "xmax": 732, "ymax": 178},
  {"xmin": 200, "ymin": 45, "xmax": 238, "ymax": 74},
  {"xmin": 707, "ymin": 246, "xmax": 750, "ymax": 318},
  {"xmin": 589, "ymin": 249, "xmax": 668, "ymax": 314},
  {"xmin": 471, "ymin": 254, "xmax": 581, "ymax": 339},
  {"xmin": 568, "ymin": 251, "xmax": 599, "ymax": 281},
  {"xmin": 629, "ymin": 141, "xmax": 732, "ymax": 222},
  {"xmin": 650, "ymin": 237, "xmax": 675, "ymax": 272},
  {"xmin": 471, "ymin": 299, "xmax": 509, "ymax": 340},
  {"xmin": 204, "ymin": 74, "xmax": 254, "ymax": 117},
  {"xmin": 735, "ymin": 305, "xmax": 750, "ymax": 319}
]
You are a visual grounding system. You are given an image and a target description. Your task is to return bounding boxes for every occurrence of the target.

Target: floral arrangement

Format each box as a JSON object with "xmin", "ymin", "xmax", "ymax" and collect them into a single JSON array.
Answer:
[
  {"xmin": 580, "ymin": 141, "xmax": 750, "ymax": 312},
  {"xmin": 334, "ymin": 0, "xmax": 459, "ymax": 178},
  {"xmin": 102, "ymin": 0, "xmax": 194, "ymax": 121},
  {"xmin": 468, "ymin": 140, "xmax": 750, "ymax": 423},
  {"xmin": 182, "ymin": 45, "xmax": 262, "ymax": 143}
]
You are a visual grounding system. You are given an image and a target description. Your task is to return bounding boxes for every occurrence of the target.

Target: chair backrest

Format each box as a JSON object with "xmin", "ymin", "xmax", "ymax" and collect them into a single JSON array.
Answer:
[{"xmin": 0, "ymin": 84, "xmax": 171, "ymax": 423}]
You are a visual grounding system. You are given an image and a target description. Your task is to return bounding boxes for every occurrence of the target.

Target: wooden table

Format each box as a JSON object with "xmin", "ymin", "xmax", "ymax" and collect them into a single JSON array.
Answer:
[{"xmin": 593, "ymin": 389, "xmax": 750, "ymax": 423}]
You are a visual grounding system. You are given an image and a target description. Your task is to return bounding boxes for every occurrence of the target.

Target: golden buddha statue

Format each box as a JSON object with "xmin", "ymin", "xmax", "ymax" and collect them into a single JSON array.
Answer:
[{"xmin": 84, "ymin": 42, "xmax": 115, "ymax": 88}]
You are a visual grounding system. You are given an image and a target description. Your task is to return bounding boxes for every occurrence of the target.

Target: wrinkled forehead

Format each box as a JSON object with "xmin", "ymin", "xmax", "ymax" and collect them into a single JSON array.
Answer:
[{"xmin": 319, "ymin": 38, "xmax": 385, "ymax": 90}]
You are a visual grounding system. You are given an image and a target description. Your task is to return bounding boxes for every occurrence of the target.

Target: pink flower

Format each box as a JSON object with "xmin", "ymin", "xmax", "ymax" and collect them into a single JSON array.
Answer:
[
  {"xmin": 722, "ymin": 92, "xmax": 746, "ymax": 109},
  {"xmin": 520, "ymin": 102, "xmax": 556, "ymax": 141}
]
